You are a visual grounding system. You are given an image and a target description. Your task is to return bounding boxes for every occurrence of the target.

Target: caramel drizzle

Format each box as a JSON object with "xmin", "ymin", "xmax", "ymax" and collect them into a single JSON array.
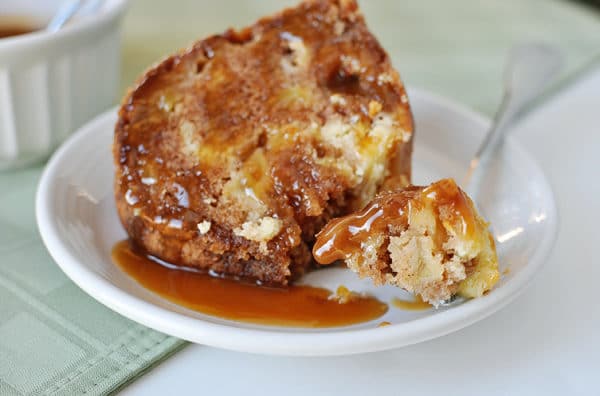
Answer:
[{"xmin": 312, "ymin": 179, "xmax": 476, "ymax": 265}]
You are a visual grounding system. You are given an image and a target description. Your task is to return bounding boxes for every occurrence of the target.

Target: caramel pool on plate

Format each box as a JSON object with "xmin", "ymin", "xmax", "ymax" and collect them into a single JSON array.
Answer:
[
  {"xmin": 391, "ymin": 296, "xmax": 432, "ymax": 311},
  {"xmin": 112, "ymin": 240, "xmax": 388, "ymax": 328}
]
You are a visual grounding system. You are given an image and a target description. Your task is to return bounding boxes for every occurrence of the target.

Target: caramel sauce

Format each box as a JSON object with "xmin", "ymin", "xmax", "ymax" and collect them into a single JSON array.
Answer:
[
  {"xmin": 313, "ymin": 186, "xmax": 419, "ymax": 264},
  {"xmin": 0, "ymin": 17, "xmax": 39, "ymax": 39},
  {"xmin": 422, "ymin": 179, "xmax": 475, "ymax": 237},
  {"xmin": 112, "ymin": 240, "xmax": 388, "ymax": 327},
  {"xmin": 391, "ymin": 295, "xmax": 432, "ymax": 311},
  {"xmin": 313, "ymin": 179, "xmax": 476, "ymax": 264}
]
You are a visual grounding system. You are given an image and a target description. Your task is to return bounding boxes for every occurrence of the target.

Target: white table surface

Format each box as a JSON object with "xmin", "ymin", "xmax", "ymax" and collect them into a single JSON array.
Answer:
[{"xmin": 121, "ymin": 67, "xmax": 600, "ymax": 396}]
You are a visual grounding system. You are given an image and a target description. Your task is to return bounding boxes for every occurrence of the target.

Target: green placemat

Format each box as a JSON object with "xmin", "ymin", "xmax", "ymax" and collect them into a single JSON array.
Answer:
[
  {"xmin": 1, "ymin": 0, "xmax": 599, "ymax": 395},
  {"xmin": 0, "ymin": 169, "xmax": 185, "ymax": 396}
]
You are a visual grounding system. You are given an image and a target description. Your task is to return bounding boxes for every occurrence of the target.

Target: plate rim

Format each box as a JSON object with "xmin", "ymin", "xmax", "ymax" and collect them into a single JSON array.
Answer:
[{"xmin": 35, "ymin": 87, "xmax": 559, "ymax": 356}]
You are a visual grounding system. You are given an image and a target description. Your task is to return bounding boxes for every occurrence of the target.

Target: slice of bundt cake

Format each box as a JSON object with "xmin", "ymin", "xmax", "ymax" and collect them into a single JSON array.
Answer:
[
  {"xmin": 313, "ymin": 179, "xmax": 500, "ymax": 305},
  {"xmin": 114, "ymin": 0, "xmax": 413, "ymax": 285}
]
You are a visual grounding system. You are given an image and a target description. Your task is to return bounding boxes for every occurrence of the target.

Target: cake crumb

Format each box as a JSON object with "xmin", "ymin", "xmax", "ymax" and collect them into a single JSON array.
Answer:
[
  {"xmin": 377, "ymin": 321, "xmax": 391, "ymax": 327},
  {"xmin": 197, "ymin": 220, "xmax": 211, "ymax": 235},
  {"xmin": 202, "ymin": 197, "xmax": 216, "ymax": 205},
  {"xmin": 341, "ymin": 55, "xmax": 362, "ymax": 74},
  {"xmin": 377, "ymin": 73, "xmax": 393, "ymax": 85},
  {"xmin": 280, "ymin": 32, "xmax": 309, "ymax": 72},
  {"xmin": 330, "ymin": 94, "xmax": 347, "ymax": 106},
  {"xmin": 368, "ymin": 100, "xmax": 382, "ymax": 117},
  {"xmin": 329, "ymin": 285, "xmax": 358, "ymax": 304},
  {"xmin": 288, "ymin": 38, "xmax": 309, "ymax": 67},
  {"xmin": 234, "ymin": 216, "xmax": 282, "ymax": 242}
]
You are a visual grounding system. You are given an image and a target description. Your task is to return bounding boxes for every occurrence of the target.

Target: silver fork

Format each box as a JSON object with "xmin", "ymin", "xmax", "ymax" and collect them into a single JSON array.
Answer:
[
  {"xmin": 443, "ymin": 43, "xmax": 562, "ymax": 307},
  {"xmin": 464, "ymin": 43, "xmax": 563, "ymax": 201}
]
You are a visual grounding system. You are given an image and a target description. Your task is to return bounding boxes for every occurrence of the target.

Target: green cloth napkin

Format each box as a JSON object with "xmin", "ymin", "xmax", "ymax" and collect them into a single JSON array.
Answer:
[
  {"xmin": 1, "ymin": 0, "xmax": 599, "ymax": 395},
  {"xmin": 0, "ymin": 169, "xmax": 185, "ymax": 396}
]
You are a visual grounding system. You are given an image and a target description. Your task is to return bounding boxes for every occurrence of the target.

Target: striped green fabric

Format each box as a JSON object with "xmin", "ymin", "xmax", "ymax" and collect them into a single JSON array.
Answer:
[
  {"xmin": 1, "ymin": 1, "xmax": 599, "ymax": 394},
  {"xmin": 0, "ymin": 169, "xmax": 185, "ymax": 396}
]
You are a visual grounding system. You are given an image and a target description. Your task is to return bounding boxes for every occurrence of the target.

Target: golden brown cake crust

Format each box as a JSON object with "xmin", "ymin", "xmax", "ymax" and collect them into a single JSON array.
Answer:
[{"xmin": 114, "ymin": 0, "xmax": 413, "ymax": 285}]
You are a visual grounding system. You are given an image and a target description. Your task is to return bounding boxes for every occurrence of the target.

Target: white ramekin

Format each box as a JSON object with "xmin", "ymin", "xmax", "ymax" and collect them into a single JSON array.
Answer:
[{"xmin": 0, "ymin": 0, "xmax": 128, "ymax": 170}]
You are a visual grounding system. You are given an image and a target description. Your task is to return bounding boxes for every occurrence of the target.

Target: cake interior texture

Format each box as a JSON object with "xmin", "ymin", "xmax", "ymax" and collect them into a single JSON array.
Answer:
[
  {"xmin": 114, "ymin": 0, "xmax": 414, "ymax": 285},
  {"xmin": 313, "ymin": 179, "xmax": 500, "ymax": 305}
]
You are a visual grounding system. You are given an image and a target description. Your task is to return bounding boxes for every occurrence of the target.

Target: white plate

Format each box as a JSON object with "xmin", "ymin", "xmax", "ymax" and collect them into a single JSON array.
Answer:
[{"xmin": 36, "ymin": 88, "xmax": 557, "ymax": 356}]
